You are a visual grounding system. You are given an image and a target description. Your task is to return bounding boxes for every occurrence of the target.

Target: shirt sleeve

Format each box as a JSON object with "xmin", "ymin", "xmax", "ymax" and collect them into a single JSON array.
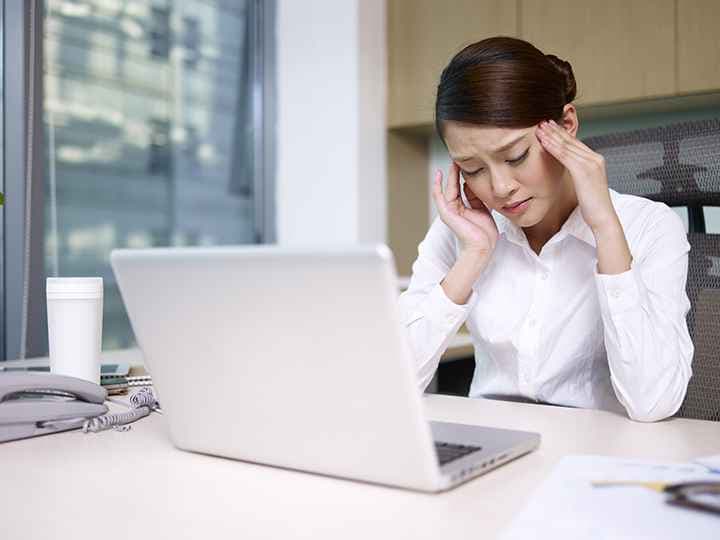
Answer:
[
  {"xmin": 398, "ymin": 218, "xmax": 477, "ymax": 391},
  {"xmin": 595, "ymin": 206, "xmax": 694, "ymax": 422}
]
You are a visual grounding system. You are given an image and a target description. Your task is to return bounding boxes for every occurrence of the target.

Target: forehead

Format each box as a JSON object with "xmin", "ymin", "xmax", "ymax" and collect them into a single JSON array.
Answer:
[{"xmin": 443, "ymin": 122, "xmax": 534, "ymax": 161}]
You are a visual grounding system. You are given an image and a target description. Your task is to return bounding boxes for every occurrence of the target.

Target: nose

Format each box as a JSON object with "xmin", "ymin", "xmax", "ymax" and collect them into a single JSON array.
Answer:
[{"xmin": 490, "ymin": 168, "xmax": 519, "ymax": 200}]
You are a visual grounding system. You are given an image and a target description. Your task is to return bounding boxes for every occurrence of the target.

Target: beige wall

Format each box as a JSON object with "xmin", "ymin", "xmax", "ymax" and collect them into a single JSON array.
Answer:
[{"xmin": 388, "ymin": 0, "xmax": 720, "ymax": 128}]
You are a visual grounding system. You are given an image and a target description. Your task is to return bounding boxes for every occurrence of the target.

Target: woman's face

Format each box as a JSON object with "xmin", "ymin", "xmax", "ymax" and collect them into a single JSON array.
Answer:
[{"xmin": 442, "ymin": 107, "xmax": 578, "ymax": 230}]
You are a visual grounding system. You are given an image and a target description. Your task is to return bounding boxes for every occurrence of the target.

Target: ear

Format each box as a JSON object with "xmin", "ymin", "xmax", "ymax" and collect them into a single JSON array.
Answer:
[{"xmin": 560, "ymin": 104, "xmax": 579, "ymax": 138}]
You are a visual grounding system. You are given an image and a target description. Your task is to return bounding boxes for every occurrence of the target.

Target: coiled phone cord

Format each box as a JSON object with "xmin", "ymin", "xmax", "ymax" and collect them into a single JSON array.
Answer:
[{"xmin": 82, "ymin": 387, "xmax": 161, "ymax": 433}]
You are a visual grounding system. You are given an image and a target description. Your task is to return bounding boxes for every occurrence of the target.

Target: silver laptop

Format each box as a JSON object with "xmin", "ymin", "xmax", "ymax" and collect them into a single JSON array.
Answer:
[{"xmin": 110, "ymin": 244, "xmax": 539, "ymax": 492}]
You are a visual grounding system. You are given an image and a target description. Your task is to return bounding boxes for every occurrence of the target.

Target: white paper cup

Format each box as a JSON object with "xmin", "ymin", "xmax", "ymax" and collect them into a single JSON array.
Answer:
[{"xmin": 46, "ymin": 277, "xmax": 104, "ymax": 384}]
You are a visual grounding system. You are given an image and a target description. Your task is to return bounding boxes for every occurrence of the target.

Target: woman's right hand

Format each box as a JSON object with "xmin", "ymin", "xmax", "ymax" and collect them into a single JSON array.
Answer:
[{"xmin": 432, "ymin": 162, "xmax": 499, "ymax": 259}]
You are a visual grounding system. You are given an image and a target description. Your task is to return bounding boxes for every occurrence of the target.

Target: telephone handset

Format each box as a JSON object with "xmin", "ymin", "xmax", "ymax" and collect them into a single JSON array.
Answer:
[{"xmin": 0, "ymin": 372, "xmax": 108, "ymax": 443}]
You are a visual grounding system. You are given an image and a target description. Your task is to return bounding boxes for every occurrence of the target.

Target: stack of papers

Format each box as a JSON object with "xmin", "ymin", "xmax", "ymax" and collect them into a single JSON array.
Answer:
[
  {"xmin": 501, "ymin": 455, "xmax": 719, "ymax": 540},
  {"xmin": 695, "ymin": 454, "xmax": 720, "ymax": 473}
]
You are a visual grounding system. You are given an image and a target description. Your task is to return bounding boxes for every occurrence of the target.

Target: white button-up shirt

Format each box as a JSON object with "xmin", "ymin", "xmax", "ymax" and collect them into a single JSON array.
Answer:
[{"xmin": 399, "ymin": 190, "xmax": 694, "ymax": 422}]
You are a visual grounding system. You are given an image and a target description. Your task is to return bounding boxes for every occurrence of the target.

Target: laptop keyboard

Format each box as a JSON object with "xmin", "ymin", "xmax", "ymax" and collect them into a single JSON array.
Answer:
[{"xmin": 434, "ymin": 441, "xmax": 482, "ymax": 466}]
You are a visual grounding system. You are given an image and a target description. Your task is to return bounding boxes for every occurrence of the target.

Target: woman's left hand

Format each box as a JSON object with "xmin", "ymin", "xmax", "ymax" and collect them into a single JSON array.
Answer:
[{"xmin": 535, "ymin": 119, "xmax": 618, "ymax": 234}]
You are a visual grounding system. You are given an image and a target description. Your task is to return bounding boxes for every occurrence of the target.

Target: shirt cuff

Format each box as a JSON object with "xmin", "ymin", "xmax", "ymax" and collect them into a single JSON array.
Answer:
[
  {"xmin": 595, "ymin": 263, "xmax": 644, "ymax": 316},
  {"xmin": 423, "ymin": 283, "xmax": 476, "ymax": 329}
]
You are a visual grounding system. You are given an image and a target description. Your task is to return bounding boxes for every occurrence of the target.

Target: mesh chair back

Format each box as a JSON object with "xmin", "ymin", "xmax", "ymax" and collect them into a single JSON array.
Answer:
[
  {"xmin": 584, "ymin": 118, "xmax": 720, "ymax": 421},
  {"xmin": 681, "ymin": 234, "xmax": 720, "ymax": 420},
  {"xmin": 584, "ymin": 118, "xmax": 720, "ymax": 207}
]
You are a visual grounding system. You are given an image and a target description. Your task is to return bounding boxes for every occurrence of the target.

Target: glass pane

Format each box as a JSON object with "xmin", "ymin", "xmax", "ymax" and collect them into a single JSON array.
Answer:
[
  {"xmin": 704, "ymin": 207, "xmax": 720, "ymax": 234},
  {"xmin": 671, "ymin": 206, "xmax": 689, "ymax": 234},
  {"xmin": 43, "ymin": 0, "xmax": 260, "ymax": 349}
]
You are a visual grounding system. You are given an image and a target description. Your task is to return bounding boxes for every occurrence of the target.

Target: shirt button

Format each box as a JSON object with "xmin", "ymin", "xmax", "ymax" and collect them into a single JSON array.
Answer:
[
  {"xmin": 528, "ymin": 319, "xmax": 537, "ymax": 328},
  {"xmin": 611, "ymin": 290, "xmax": 621, "ymax": 298},
  {"xmin": 540, "ymin": 272, "xmax": 549, "ymax": 280}
]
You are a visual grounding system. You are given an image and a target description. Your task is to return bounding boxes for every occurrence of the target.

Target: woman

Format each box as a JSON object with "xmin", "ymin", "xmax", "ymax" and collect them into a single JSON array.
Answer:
[{"xmin": 398, "ymin": 36, "xmax": 693, "ymax": 422}]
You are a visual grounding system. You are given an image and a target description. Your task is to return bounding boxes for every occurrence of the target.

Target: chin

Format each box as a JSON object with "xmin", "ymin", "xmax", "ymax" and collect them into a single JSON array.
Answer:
[
  {"xmin": 516, "ymin": 214, "xmax": 544, "ymax": 228},
  {"xmin": 507, "ymin": 207, "xmax": 545, "ymax": 228}
]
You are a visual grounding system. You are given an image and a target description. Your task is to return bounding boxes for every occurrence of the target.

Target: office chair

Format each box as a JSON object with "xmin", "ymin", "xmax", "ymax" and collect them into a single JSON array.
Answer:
[{"xmin": 585, "ymin": 118, "xmax": 720, "ymax": 421}]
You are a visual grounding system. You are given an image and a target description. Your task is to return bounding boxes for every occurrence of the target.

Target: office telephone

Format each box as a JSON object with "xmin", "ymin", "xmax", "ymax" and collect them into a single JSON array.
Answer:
[{"xmin": 0, "ymin": 372, "xmax": 108, "ymax": 443}]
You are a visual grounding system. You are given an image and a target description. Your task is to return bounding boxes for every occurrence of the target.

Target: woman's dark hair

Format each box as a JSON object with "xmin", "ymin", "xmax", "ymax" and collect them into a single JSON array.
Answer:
[{"xmin": 435, "ymin": 36, "xmax": 576, "ymax": 138}]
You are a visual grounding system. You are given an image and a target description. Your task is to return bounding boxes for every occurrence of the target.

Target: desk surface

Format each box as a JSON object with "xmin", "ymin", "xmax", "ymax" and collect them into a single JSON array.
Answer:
[{"xmin": 1, "ymin": 394, "xmax": 718, "ymax": 540}]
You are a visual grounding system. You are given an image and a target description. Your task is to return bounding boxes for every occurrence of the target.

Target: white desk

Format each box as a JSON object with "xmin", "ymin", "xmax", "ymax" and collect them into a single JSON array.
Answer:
[
  {"xmin": 1, "ymin": 394, "xmax": 718, "ymax": 540},
  {"xmin": 0, "ymin": 396, "xmax": 720, "ymax": 540}
]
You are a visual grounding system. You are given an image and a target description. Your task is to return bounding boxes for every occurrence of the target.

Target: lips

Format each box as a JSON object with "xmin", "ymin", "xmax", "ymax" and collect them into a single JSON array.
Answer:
[{"xmin": 503, "ymin": 197, "xmax": 532, "ymax": 210}]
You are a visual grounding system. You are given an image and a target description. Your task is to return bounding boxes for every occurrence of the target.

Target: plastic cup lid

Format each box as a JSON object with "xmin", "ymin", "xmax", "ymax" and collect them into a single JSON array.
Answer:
[{"xmin": 46, "ymin": 277, "xmax": 103, "ymax": 295}]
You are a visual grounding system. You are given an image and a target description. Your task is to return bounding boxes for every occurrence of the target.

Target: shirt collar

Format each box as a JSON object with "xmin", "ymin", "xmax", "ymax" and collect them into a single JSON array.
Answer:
[
  {"xmin": 494, "ymin": 199, "xmax": 601, "ymax": 249},
  {"xmin": 494, "ymin": 211, "xmax": 526, "ymax": 245},
  {"xmin": 559, "ymin": 205, "xmax": 596, "ymax": 247}
]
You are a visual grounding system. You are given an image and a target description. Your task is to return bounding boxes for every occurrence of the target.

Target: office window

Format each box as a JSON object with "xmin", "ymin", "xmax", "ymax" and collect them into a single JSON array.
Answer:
[{"xmin": 36, "ymin": 0, "xmax": 275, "ymax": 351}]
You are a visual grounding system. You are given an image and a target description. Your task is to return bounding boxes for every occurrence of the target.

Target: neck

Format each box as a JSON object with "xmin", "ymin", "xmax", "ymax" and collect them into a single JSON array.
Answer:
[{"xmin": 523, "ymin": 173, "xmax": 578, "ymax": 255}]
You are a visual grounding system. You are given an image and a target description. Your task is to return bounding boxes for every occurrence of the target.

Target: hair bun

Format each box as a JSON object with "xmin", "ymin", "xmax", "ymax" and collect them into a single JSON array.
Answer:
[{"xmin": 545, "ymin": 54, "xmax": 577, "ymax": 103}]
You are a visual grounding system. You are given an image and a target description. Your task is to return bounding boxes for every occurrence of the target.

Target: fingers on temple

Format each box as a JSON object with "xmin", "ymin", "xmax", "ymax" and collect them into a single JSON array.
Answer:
[
  {"xmin": 538, "ymin": 126, "xmax": 589, "ymax": 165},
  {"xmin": 431, "ymin": 170, "xmax": 449, "ymax": 213},
  {"xmin": 548, "ymin": 122, "xmax": 604, "ymax": 166},
  {"xmin": 541, "ymin": 121, "xmax": 595, "ymax": 160},
  {"xmin": 444, "ymin": 162, "xmax": 461, "ymax": 202}
]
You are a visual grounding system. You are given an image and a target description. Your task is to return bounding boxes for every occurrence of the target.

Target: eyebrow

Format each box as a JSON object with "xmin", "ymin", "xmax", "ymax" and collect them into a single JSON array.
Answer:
[{"xmin": 454, "ymin": 134, "xmax": 527, "ymax": 162}]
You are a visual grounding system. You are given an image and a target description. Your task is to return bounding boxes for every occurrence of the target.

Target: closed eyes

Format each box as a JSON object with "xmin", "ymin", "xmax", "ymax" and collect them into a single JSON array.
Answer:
[
  {"xmin": 507, "ymin": 148, "xmax": 530, "ymax": 165},
  {"xmin": 461, "ymin": 148, "xmax": 530, "ymax": 178}
]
